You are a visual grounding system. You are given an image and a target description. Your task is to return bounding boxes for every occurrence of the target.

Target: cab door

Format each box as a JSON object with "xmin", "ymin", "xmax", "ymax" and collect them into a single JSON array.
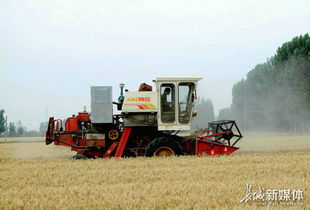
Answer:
[
  {"xmin": 178, "ymin": 82, "xmax": 195, "ymax": 125},
  {"xmin": 159, "ymin": 83, "xmax": 176, "ymax": 127},
  {"xmin": 157, "ymin": 82, "xmax": 196, "ymax": 131}
]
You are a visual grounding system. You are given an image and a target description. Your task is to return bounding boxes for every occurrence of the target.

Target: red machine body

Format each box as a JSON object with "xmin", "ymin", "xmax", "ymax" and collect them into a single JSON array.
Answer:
[
  {"xmin": 46, "ymin": 113, "xmax": 242, "ymax": 158},
  {"xmin": 77, "ymin": 112, "xmax": 91, "ymax": 121},
  {"xmin": 65, "ymin": 117, "xmax": 78, "ymax": 131}
]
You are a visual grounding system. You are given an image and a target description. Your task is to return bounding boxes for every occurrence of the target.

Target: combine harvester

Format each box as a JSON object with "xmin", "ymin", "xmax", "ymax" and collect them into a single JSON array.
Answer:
[{"xmin": 46, "ymin": 76, "xmax": 242, "ymax": 158}]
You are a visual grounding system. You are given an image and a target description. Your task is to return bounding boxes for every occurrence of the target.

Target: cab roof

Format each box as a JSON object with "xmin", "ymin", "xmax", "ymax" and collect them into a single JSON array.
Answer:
[{"xmin": 155, "ymin": 76, "xmax": 203, "ymax": 82}]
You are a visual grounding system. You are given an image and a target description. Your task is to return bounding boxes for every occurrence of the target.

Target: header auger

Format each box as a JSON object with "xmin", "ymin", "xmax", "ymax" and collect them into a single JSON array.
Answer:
[{"xmin": 46, "ymin": 76, "xmax": 243, "ymax": 159}]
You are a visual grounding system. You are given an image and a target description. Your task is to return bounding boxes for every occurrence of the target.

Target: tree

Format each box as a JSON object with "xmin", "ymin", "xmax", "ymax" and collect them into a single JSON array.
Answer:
[
  {"xmin": 25, "ymin": 130, "xmax": 40, "ymax": 137},
  {"xmin": 0, "ymin": 110, "xmax": 5, "ymax": 135},
  {"xmin": 230, "ymin": 33, "xmax": 310, "ymax": 132},
  {"xmin": 39, "ymin": 122, "xmax": 48, "ymax": 136},
  {"xmin": 217, "ymin": 108, "xmax": 234, "ymax": 120},
  {"xmin": 8, "ymin": 122, "xmax": 17, "ymax": 137},
  {"xmin": 192, "ymin": 98, "xmax": 215, "ymax": 130},
  {"xmin": 16, "ymin": 121, "xmax": 26, "ymax": 136}
]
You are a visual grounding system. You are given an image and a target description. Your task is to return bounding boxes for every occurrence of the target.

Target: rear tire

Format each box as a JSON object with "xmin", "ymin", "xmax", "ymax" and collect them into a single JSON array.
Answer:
[
  {"xmin": 145, "ymin": 136, "xmax": 184, "ymax": 157},
  {"xmin": 71, "ymin": 154, "xmax": 88, "ymax": 160}
]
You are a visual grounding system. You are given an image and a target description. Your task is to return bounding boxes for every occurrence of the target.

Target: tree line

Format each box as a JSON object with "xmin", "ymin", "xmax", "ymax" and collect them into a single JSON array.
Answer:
[
  {"xmin": 0, "ymin": 109, "xmax": 47, "ymax": 137},
  {"xmin": 218, "ymin": 33, "xmax": 310, "ymax": 132}
]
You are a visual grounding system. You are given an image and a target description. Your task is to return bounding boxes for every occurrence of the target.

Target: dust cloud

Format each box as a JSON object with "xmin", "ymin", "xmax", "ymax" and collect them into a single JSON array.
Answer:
[
  {"xmin": 235, "ymin": 132, "xmax": 310, "ymax": 153},
  {"xmin": 7, "ymin": 141, "xmax": 74, "ymax": 160}
]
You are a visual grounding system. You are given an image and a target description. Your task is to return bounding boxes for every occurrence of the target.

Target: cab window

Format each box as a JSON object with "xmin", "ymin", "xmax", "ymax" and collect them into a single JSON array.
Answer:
[
  {"xmin": 178, "ymin": 83, "xmax": 194, "ymax": 124},
  {"xmin": 160, "ymin": 84, "xmax": 175, "ymax": 123}
]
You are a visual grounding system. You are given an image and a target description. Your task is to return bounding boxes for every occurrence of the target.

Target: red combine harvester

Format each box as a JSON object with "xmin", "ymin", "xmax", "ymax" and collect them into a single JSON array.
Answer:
[{"xmin": 46, "ymin": 76, "xmax": 242, "ymax": 159}]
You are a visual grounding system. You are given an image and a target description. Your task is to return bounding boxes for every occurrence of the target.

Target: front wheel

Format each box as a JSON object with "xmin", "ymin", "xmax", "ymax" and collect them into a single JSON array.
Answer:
[{"xmin": 145, "ymin": 136, "xmax": 184, "ymax": 157}]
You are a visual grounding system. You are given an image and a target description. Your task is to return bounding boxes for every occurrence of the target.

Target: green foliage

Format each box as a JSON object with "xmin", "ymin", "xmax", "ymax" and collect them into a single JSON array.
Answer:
[
  {"xmin": 2, "ymin": 115, "xmax": 42, "ymax": 137},
  {"xmin": 39, "ymin": 122, "xmax": 48, "ymax": 136},
  {"xmin": 8, "ymin": 122, "xmax": 17, "ymax": 137},
  {"xmin": 0, "ymin": 110, "xmax": 5, "ymax": 135},
  {"xmin": 230, "ymin": 33, "xmax": 310, "ymax": 132},
  {"xmin": 16, "ymin": 121, "xmax": 26, "ymax": 136},
  {"xmin": 192, "ymin": 98, "xmax": 215, "ymax": 130},
  {"xmin": 23, "ymin": 130, "xmax": 40, "ymax": 137},
  {"xmin": 217, "ymin": 108, "xmax": 234, "ymax": 120},
  {"xmin": 8, "ymin": 121, "xmax": 30, "ymax": 137}
]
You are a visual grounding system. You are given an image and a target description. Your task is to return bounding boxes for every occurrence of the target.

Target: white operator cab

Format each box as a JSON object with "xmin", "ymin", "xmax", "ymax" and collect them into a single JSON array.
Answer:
[
  {"xmin": 155, "ymin": 76, "xmax": 202, "ymax": 131},
  {"xmin": 121, "ymin": 76, "xmax": 203, "ymax": 131}
]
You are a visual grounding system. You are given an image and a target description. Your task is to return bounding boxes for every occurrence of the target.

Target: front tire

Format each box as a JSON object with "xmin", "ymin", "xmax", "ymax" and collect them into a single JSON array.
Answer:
[{"xmin": 145, "ymin": 136, "xmax": 184, "ymax": 157}]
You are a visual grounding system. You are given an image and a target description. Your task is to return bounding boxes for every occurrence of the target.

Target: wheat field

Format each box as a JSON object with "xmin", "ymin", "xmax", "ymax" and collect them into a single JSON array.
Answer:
[{"xmin": 0, "ymin": 134, "xmax": 309, "ymax": 209}]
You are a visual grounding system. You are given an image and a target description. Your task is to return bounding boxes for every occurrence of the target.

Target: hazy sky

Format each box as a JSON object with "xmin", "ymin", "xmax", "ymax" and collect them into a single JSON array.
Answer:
[{"xmin": 1, "ymin": 0, "xmax": 310, "ymax": 130}]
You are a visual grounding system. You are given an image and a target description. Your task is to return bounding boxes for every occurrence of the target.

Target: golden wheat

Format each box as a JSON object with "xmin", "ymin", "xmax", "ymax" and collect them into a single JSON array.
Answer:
[{"xmin": 0, "ymin": 135, "xmax": 309, "ymax": 209}]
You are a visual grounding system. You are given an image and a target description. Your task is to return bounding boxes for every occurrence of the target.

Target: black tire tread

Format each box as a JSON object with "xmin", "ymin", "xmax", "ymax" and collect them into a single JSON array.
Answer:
[
  {"xmin": 71, "ymin": 154, "xmax": 88, "ymax": 160},
  {"xmin": 145, "ymin": 136, "xmax": 184, "ymax": 157}
]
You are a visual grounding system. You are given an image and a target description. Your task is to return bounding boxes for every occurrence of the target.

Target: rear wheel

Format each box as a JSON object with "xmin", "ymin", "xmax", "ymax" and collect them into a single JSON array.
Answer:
[
  {"xmin": 71, "ymin": 154, "xmax": 95, "ymax": 159},
  {"xmin": 145, "ymin": 136, "xmax": 184, "ymax": 157},
  {"xmin": 71, "ymin": 154, "xmax": 88, "ymax": 160}
]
